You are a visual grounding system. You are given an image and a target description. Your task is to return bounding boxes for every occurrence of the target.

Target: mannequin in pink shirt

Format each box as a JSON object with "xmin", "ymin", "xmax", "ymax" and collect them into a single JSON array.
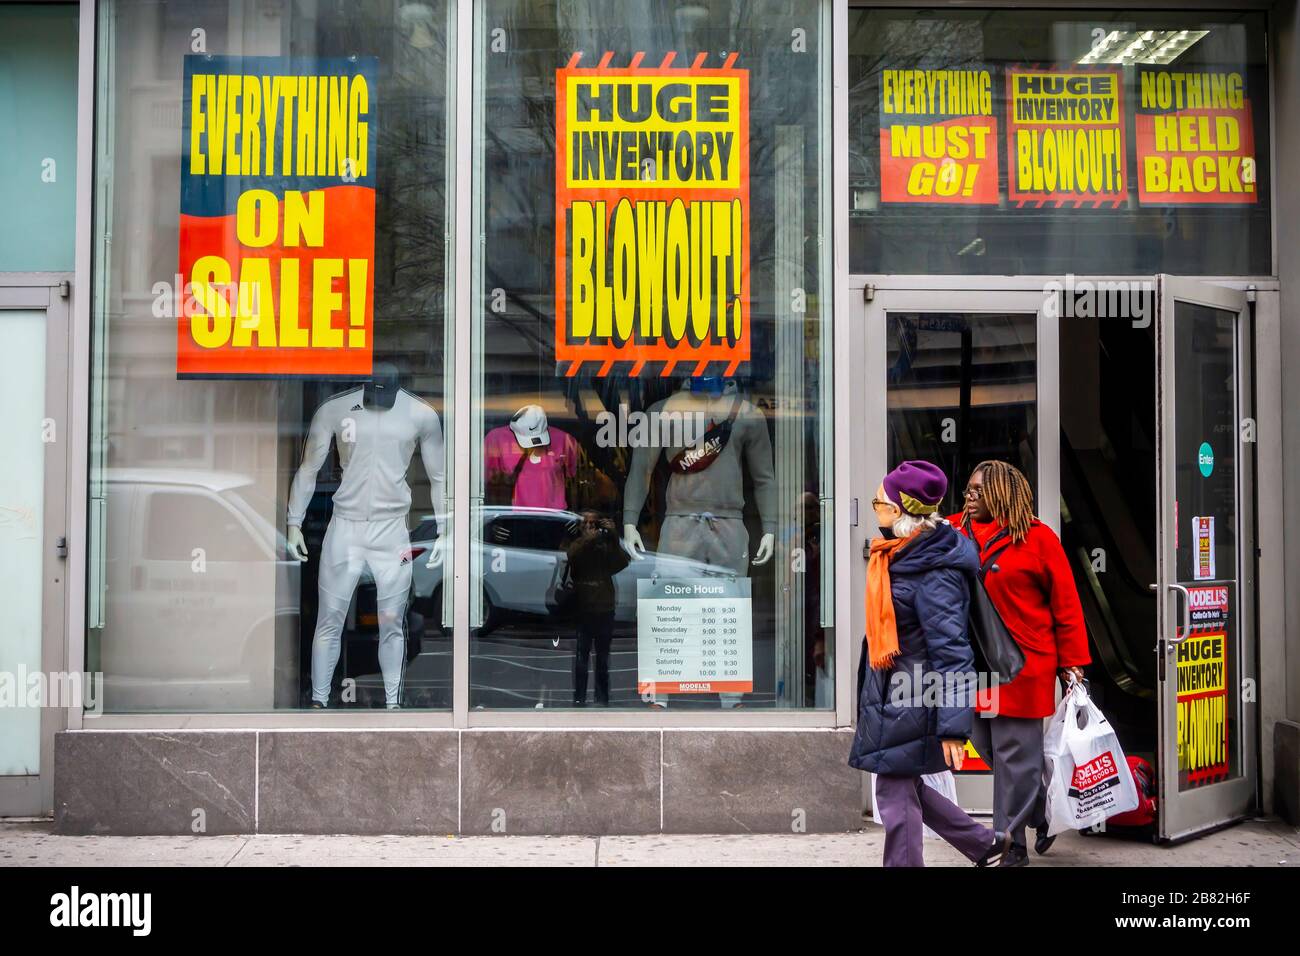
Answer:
[{"xmin": 484, "ymin": 404, "xmax": 578, "ymax": 510}]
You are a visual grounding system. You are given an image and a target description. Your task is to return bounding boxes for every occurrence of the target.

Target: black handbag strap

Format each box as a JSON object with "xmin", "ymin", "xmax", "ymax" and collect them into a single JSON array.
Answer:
[
  {"xmin": 961, "ymin": 515, "xmax": 1013, "ymax": 580},
  {"xmin": 505, "ymin": 447, "xmax": 530, "ymax": 497}
]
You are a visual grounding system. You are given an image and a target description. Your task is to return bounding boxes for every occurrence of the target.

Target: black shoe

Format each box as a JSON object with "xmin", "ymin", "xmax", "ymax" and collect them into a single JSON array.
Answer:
[
  {"xmin": 1034, "ymin": 824, "xmax": 1057, "ymax": 856},
  {"xmin": 999, "ymin": 842, "xmax": 1030, "ymax": 867},
  {"xmin": 975, "ymin": 830, "xmax": 1011, "ymax": 867},
  {"xmin": 308, "ymin": 701, "xmax": 326, "ymax": 710}
]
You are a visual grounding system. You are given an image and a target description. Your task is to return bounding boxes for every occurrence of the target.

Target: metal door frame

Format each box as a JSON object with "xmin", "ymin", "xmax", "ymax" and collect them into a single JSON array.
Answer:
[
  {"xmin": 1155, "ymin": 274, "xmax": 1258, "ymax": 842},
  {"xmin": 854, "ymin": 281, "xmax": 1057, "ymax": 812},
  {"xmin": 0, "ymin": 275, "xmax": 72, "ymax": 816}
]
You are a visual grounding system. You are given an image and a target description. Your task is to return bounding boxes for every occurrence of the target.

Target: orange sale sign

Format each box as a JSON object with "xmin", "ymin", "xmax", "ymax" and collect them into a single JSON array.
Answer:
[
  {"xmin": 879, "ymin": 68, "xmax": 999, "ymax": 205},
  {"xmin": 1006, "ymin": 68, "xmax": 1126, "ymax": 207},
  {"xmin": 1136, "ymin": 69, "xmax": 1257, "ymax": 205},
  {"xmin": 177, "ymin": 55, "xmax": 378, "ymax": 378},
  {"xmin": 554, "ymin": 52, "xmax": 750, "ymax": 378}
]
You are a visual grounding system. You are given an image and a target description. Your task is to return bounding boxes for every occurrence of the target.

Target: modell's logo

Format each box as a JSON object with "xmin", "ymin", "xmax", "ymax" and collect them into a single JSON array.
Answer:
[
  {"xmin": 1068, "ymin": 752, "xmax": 1119, "ymax": 798},
  {"xmin": 1188, "ymin": 585, "xmax": 1229, "ymax": 624},
  {"xmin": 1188, "ymin": 586, "xmax": 1228, "ymax": 610}
]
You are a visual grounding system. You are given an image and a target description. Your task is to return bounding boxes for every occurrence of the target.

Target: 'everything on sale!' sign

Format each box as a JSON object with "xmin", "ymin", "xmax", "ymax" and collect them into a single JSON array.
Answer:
[
  {"xmin": 177, "ymin": 55, "xmax": 378, "ymax": 378},
  {"xmin": 879, "ymin": 67, "xmax": 999, "ymax": 205},
  {"xmin": 554, "ymin": 52, "xmax": 750, "ymax": 378},
  {"xmin": 1006, "ymin": 68, "xmax": 1126, "ymax": 206},
  {"xmin": 1136, "ymin": 69, "xmax": 1257, "ymax": 205}
]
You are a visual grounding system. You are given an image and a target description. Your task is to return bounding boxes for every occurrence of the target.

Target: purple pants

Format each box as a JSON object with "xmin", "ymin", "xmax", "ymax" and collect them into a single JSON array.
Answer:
[{"xmin": 874, "ymin": 774, "xmax": 994, "ymax": 867}]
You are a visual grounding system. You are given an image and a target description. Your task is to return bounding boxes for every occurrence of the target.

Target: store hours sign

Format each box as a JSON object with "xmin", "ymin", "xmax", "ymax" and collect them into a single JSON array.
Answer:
[{"xmin": 637, "ymin": 579, "xmax": 752, "ymax": 694}]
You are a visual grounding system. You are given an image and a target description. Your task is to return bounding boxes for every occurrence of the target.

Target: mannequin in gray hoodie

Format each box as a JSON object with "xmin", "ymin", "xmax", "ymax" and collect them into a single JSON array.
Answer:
[{"xmin": 622, "ymin": 380, "xmax": 777, "ymax": 707}]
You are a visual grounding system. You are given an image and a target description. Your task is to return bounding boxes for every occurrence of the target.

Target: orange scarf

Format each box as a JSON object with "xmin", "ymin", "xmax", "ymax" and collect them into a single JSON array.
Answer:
[{"xmin": 864, "ymin": 532, "xmax": 920, "ymax": 670}]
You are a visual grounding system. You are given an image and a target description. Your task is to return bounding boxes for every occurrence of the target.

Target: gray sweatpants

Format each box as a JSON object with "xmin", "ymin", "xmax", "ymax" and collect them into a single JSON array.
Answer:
[
  {"xmin": 875, "ymin": 774, "xmax": 994, "ymax": 867},
  {"xmin": 969, "ymin": 714, "xmax": 1048, "ymax": 847}
]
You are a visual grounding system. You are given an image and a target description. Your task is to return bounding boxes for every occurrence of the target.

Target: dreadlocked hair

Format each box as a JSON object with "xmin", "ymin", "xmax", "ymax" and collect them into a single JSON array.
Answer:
[{"xmin": 974, "ymin": 459, "xmax": 1036, "ymax": 544}]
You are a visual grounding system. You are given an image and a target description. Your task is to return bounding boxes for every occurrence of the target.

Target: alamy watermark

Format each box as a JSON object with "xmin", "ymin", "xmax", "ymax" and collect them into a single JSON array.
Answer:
[
  {"xmin": 1044, "ymin": 274, "xmax": 1155, "ymax": 328},
  {"xmin": 0, "ymin": 667, "xmax": 103, "ymax": 715},
  {"xmin": 887, "ymin": 664, "xmax": 1005, "ymax": 714},
  {"xmin": 594, "ymin": 402, "xmax": 707, "ymax": 449}
]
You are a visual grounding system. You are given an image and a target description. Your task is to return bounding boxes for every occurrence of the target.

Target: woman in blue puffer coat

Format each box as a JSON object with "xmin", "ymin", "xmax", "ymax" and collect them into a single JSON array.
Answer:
[{"xmin": 848, "ymin": 460, "xmax": 1007, "ymax": 867}]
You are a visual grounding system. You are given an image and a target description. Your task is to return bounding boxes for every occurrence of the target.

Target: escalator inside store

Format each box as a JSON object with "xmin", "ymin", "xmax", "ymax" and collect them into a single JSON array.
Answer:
[{"xmin": 1059, "ymin": 316, "xmax": 1158, "ymax": 762}]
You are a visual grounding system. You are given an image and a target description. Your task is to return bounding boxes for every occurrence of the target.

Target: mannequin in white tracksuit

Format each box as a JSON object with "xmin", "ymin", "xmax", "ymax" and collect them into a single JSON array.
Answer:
[{"xmin": 287, "ymin": 372, "xmax": 445, "ymax": 708}]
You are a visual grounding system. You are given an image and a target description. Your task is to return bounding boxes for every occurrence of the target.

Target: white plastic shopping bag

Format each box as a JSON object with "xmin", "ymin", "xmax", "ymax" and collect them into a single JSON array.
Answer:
[
  {"xmin": 1043, "ymin": 682, "xmax": 1139, "ymax": 835},
  {"xmin": 871, "ymin": 771, "xmax": 958, "ymax": 839}
]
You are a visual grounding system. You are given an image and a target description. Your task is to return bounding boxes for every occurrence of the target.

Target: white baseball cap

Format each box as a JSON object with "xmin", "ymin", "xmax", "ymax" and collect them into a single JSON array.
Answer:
[{"xmin": 509, "ymin": 404, "xmax": 551, "ymax": 448}]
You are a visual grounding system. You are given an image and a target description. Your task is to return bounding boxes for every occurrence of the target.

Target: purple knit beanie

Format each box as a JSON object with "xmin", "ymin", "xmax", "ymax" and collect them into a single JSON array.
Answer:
[{"xmin": 882, "ymin": 460, "xmax": 948, "ymax": 515}]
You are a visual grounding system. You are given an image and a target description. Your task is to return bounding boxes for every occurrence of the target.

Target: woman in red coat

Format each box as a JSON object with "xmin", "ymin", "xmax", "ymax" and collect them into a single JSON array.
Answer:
[{"xmin": 948, "ymin": 460, "xmax": 1090, "ymax": 866}]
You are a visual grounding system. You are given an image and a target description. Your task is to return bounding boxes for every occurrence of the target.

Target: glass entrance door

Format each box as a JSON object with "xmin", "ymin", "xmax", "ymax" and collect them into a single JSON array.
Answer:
[
  {"xmin": 1155, "ymin": 276, "xmax": 1257, "ymax": 841},
  {"xmin": 0, "ymin": 282, "xmax": 71, "ymax": 816},
  {"xmin": 860, "ymin": 287, "xmax": 1055, "ymax": 809}
]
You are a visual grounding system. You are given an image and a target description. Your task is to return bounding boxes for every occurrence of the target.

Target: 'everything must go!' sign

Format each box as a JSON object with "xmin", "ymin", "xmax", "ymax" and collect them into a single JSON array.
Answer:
[
  {"xmin": 177, "ymin": 55, "xmax": 378, "ymax": 378},
  {"xmin": 879, "ymin": 67, "xmax": 1000, "ymax": 205},
  {"xmin": 554, "ymin": 52, "xmax": 750, "ymax": 378}
]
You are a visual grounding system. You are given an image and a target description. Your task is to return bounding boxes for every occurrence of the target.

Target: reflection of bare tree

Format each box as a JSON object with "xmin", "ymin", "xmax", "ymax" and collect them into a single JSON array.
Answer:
[
  {"xmin": 847, "ymin": 13, "xmax": 991, "ymax": 186},
  {"xmin": 312, "ymin": 1, "xmax": 454, "ymax": 385},
  {"xmin": 482, "ymin": 0, "xmax": 828, "ymax": 370}
]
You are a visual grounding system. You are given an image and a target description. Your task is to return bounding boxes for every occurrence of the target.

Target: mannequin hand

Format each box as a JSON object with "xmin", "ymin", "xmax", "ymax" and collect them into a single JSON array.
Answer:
[
  {"xmin": 941, "ymin": 739, "xmax": 966, "ymax": 771},
  {"xmin": 751, "ymin": 532, "xmax": 775, "ymax": 566},
  {"xmin": 623, "ymin": 524, "xmax": 646, "ymax": 558},
  {"xmin": 425, "ymin": 536, "xmax": 444, "ymax": 569},
  {"xmin": 286, "ymin": 525, "xmax": 309, "ymax": 562}
]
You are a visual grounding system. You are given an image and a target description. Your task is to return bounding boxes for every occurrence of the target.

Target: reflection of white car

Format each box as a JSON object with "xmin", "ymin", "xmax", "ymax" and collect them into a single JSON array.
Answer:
[
  {"xmin": 99, "ymin": 469, "xmax": 300, "ymax": 712},
  {"xmin": 410, "ymin": 507, "xmax": 735, "ymax": 632}
]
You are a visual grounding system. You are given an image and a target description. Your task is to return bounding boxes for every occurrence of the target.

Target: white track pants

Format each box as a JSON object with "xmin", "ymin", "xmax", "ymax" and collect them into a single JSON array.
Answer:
[{"xmin": 311, "ymin": 516, "xmax": 413, "ymax": 707}]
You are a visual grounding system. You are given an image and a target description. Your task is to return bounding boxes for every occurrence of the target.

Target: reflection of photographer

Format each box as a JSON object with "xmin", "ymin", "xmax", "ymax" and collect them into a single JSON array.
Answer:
[{"xmin": 566, "ymin": 511, "xmax": 630, "ymax": 706}]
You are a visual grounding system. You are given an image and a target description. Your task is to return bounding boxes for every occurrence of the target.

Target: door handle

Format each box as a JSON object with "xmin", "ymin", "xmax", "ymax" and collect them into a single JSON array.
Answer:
[{"xmin": 1167, "ymin": 582, "xmax": 1193, "ymax": 646}]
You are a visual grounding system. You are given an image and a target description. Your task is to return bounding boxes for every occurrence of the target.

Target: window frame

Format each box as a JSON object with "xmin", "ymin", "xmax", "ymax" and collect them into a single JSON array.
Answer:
[{"xmin": 73, "ymin": 0, "xmax": 843, "ymax": 730}]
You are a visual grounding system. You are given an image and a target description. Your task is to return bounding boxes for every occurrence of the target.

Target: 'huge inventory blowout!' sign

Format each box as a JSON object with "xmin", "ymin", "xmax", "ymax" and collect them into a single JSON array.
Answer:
[
  {"xmin": 554, "ymin": 52, "xmax": 750, "ymax": 378},
  {"xmin": 879, "ymin": 67, "xmax": 999, "ymax": 204},
  {"xmin": 178, "ymin": 55, "xmax": 378, "ymax": 378},
  {"xmin": 1006, "ymin": 68, "xmax": 1126, "ymax": 206},
  {"xmin": 1177, "ymin": 586, "xmax": 1231, "ymax": 787}
]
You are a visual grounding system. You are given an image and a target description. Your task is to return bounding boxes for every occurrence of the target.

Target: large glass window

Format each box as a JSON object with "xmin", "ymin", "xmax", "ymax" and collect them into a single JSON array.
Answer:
[
  {"xmin": 471, "ymin": 0, "xmax": 834, "ymax": 710},
  {"xmin": 849, "ymin": 8, "xmax": 1271, "ymax": 275},
  {"xmin": 886, "ymin": 313, "xmax": 1038, "ymax": 519},
  {"xmin": 90, "ymin": 0, "xmax": 455, "ymax": 712}
]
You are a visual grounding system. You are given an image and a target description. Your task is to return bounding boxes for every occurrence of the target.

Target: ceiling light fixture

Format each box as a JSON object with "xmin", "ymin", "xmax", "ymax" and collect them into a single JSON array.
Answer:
[{"xmin": 1077, "ymin": 29, "xmax": 1209, "ymax": 65}]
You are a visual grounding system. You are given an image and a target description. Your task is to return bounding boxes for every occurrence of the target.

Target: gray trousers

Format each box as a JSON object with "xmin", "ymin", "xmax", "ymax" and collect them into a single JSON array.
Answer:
[
  {"xmin": 874, "ymin": 774, "xmax": 994, "ymax": 867},
  {"xmin": 969, "ymin": 714, "xmax": 1048, "ymax": 848}
]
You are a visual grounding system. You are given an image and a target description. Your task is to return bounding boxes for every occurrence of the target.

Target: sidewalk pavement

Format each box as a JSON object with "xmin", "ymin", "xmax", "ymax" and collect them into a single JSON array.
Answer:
[{"xmin": 2, "ymin": 817, "xmax": 1297, "ymax": 867}]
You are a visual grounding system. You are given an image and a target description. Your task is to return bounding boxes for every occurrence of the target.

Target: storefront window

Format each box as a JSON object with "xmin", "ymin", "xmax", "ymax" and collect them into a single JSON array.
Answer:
[
  {"xmin": 848, "ymin": 8, "xmax": 1271, "ymax": 275},
  {"xmin": 471, "ymin": 0, "xmax": 834, "ymax": 709},
  {"xmin": 89, "ymin": 0, "xmax": 455, "ymax": 712},
  {"xmin": 886, "ymin": 313, "xmax": 1038, "ymax": 518}
]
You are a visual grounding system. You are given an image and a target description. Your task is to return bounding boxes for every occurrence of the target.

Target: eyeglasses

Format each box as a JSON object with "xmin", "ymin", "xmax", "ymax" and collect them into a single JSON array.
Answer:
[
  {"xmin": 962, "ymin": 486, "xmax": 983, "ymax": 500},
  {"xmin": 870, "ymin": 498, "xmax": 894, "ymax": 509}
]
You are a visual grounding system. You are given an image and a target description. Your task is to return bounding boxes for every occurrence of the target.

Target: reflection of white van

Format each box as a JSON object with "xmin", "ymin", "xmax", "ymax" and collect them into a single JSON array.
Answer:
[
  {"xmin": 410, "ymin": 507, "xmax": 736, "ymax": 634},
  {"xmin": 98, "ymin": 469, "xmax": 299, "ymax": 712}
]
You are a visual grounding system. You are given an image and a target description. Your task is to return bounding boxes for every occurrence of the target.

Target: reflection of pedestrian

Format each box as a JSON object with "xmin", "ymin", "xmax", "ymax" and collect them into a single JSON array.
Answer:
[{"xmin": 566, "ymin": 511, "xmax": 630, "ymax": 706}]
